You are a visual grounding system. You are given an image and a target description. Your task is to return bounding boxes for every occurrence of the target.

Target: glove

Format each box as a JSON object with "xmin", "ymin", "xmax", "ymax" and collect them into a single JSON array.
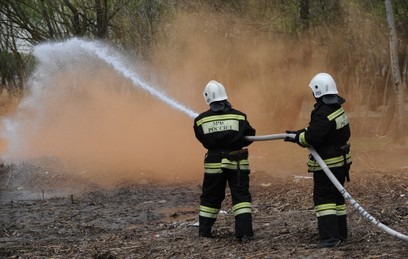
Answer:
[{"xmin": 284, "ymin": 130, "xmax": 297, "ymax": 143}]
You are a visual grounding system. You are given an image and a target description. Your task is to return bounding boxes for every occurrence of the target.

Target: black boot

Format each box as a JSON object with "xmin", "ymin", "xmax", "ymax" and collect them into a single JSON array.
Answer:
[
  {"xmin": 318, "ymin": 238, "xmax": 341, "ymax": 248},
  {"xmin": 235, "ymin": 213, "xmax": 254, "ymax": 242},
  {"xmin": 338, "ymin": 215, "xmax": 348, "ymax": 242},
  {"xmin": 199, "ymin": 216, "xmax": 215, "ymax": 238},
  {"xmin": 317, "ymin": 215, "xmax": 341, "ymax": 248}
]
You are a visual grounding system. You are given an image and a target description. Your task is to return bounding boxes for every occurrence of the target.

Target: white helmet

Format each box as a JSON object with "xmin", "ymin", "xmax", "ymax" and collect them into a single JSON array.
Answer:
[
  {"xmin": 203, "ymin": 80, "xmax": 228, "ymax": 104},
  {"xmin": 309, "ymin": 73, "xmax": 338, "ymax": 98}
]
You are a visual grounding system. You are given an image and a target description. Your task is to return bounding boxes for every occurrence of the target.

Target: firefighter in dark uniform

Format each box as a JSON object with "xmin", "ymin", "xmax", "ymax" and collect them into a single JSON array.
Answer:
[
  {"xmin": 193, "ymin": 80, "xmax": 256, "ymax": 242},
  {"xmin": 285, "ymin": 73, "xmax": 351, "ymax": 248}
]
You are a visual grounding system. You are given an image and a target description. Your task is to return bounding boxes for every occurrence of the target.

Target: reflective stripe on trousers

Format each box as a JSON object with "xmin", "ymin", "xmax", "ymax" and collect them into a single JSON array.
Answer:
[
  {"xmin": 204, "ymin": 159, "xmax": 250, "ymax": 174},
  {"xmin": 315, "ymin": 203, "xmax": 347, "ymax": 217},
  {"xmin": 199, "ymin": 205, "xmax": 219, "ymax": 219}
]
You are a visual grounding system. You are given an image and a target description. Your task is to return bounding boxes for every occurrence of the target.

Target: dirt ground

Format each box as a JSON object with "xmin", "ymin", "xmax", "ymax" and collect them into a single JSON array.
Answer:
[{"xmin": 1, "ymin": 145, "xmax": 408, "ymax": 259}]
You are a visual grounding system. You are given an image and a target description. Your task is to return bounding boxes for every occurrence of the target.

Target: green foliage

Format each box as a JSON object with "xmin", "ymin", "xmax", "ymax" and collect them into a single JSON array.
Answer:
[
  {"xmin": 110, "ymin": 0, "xmax": 175, "ymax": 58},
  {"xmin": 393, "ymin": 0, "xmax": 408, "ymax": 39}
]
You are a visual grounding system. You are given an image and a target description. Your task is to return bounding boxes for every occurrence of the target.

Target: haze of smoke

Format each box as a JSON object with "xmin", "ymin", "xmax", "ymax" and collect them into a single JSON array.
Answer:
[
  {"xmin": 150, "ymin": 9, "xmax": 327, "ymax": 132},
  {"xmin": 149, "ymin": 9, "xmax": 328, "ymax": 175},
  {"xmin": 0, "ymin": 8, "xmax": 337, "ymax": 187}
]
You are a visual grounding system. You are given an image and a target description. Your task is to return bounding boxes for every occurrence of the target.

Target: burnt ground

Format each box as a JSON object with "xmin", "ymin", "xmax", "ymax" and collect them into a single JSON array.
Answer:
[{"xmin": 0, "ymin": 160, "xmax": 408, "ymax": 258}]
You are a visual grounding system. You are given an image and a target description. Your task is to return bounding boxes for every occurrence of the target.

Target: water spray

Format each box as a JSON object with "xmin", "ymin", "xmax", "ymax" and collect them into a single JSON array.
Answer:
[
  {"xmin": 75, "ymin": 39, "xmax": 199, "ymax": 119},
  {"xmin": 246, "ymin": 133, "xmax": 408, "ymax": 242},
  {"xmin": 32, "ymin": 38, "xmax": 199, "ymax": 118},
  {"xmin": 2, "ymin": 38, "xmax": 200, "ymax": 164}
]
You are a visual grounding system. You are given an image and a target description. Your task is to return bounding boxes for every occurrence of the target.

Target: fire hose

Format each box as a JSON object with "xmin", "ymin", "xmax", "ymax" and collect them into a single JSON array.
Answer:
[{"xmin": 245, "ymin": 133, "xmax": 408, "ymax": 242}]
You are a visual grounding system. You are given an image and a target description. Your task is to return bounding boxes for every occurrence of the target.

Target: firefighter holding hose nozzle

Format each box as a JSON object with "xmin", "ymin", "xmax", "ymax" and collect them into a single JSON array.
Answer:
[
  {"xmin": 285, "ymin": 73, "xmax": 352, "ymax": 248},
  {"xmin": 193, "ymin": 80, "xmax": 256, "ymax": 242}
]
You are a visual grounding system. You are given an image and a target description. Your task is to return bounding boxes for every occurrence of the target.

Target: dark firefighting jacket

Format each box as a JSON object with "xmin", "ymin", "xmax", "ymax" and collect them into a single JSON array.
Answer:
[
  {"xmin": 297, "ymin": 98, "xmax": 352, "ymax": 172},
  {"xmin": 194, "ymin": 107, "xmax": 256, "ymax": 174}
]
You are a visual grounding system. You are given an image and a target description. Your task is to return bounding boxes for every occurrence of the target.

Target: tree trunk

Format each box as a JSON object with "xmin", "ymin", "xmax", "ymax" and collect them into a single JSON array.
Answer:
[
  {"xmin": 403, "ymin": 45, "xmax": 408, "ymax": 90},
  {"xmin": 64, "ymin": 0, "xmax": 82, "ymax": 36},
  {"xmin": 95, "ymin": 0, "xmax": 108, "ymax": 39},
  {"xmin": 300, "ymin": 0, "xmax": 312, "ymax": 67},
  {"xmin": 385, "ymin": 0, "xmax": 405, "ymax": 144}
]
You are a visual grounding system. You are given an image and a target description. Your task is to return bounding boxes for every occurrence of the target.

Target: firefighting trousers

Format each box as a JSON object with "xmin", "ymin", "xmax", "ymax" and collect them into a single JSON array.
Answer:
[
  {"xmin": 199, "ymin": 168, "xmax": 253, "ymax": 238},
  {"xmin": 313, "ymin": 166, "xmax": 349, "ymax": 241}
]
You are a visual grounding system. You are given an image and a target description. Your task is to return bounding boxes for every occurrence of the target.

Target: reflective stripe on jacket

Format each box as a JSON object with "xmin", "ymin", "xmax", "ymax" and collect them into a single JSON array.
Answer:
[
  {"xmin": 307, "ymin": 152, "xmax": 352, "ymax": 172},
  {"xmin": 194, "ymin": 108, "xmax": 255, "ymax": 151},
  {"xmin": 194, "ymin": 107, "xmax": 256, "ymax": 173},
  {"xmin": 299, "ymin": 100, "xmax": 352, "ymax": 171}
]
